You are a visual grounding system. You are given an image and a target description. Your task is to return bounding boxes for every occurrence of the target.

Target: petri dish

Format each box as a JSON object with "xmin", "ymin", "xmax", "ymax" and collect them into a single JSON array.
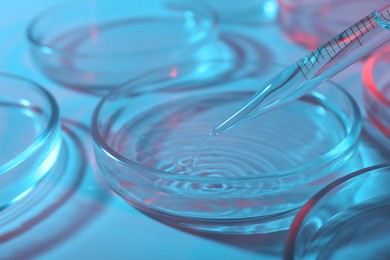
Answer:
[
  {"xmin": 27, "ymin": 0, "xmax": 217, "ymax": 89},
  {"xmin": 284, "ymin": 164, "xmax": 390, "ymax": 259},
  {"xmin": 278, "ymin": 0, "xmax": 389, "ymax": 50},
  {"xmin": 0, "ymin": 120, "xmax": 108, "ymax": 259},
  {"xmin": 363, "ymin": 45, "xmax": 390, "ymax": 147},
  {"xmin": 92, "ymin": 61, "xmax": 361, "ymax": 234},
  {"xmin": 206, "ymin": 0, "xmax": 279, "ymax": 23},
  {"xmin": 0, "ymin": 72, "xmax": 61, "ymax": 210}
]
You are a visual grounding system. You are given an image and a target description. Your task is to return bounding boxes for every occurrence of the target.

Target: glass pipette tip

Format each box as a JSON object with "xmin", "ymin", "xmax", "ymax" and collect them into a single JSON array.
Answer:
[{"xmin": 213, "ymin": 3, "xmax": 390, "ymax": 135}]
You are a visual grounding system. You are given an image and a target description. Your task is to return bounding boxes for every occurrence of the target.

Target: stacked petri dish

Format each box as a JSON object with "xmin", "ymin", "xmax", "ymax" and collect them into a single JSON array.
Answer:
[
  {"xmin": 92, "ymin": 61, "xmax": 362, "ymax": 234},
  {"xmin": 27, "ymin": 0, "xmax": 218, "ymax": 89},
  {"xmin": 285, "ymin": 164, "xmax": 390, "ymax": 259},
  {"xmin": 0, "ymin": 73, "xmax": 61, "ymax": 210},
  {"xmin": 363, "ymin": 45, "xmax": 390, "ymax": 147}
]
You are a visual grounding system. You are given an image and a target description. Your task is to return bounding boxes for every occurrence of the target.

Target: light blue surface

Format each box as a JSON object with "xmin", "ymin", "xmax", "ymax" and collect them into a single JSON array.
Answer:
[{"xmin": 0, "ymin": 0, "xmax": 388, "ymax": 259}]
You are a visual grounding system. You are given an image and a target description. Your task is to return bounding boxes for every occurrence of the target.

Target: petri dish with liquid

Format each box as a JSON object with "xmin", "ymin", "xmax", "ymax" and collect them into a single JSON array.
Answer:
[
  {"xmin": 92, "ymin": 61, "xmax": 362, "ymax": 234},
  {"xmin": 363, "ymin": 45, "xmax": 390, "ymax": 147},
  {"xmin": 284, "ymin": 164, "xmax": 390, "ymax": 259},
  {"xmin": 27, "ymin": 0, "xmax": 217, "ymax": 89},
  {"xmin": 0, "ymin": 73, "xmax": 61, "ymax": 210}
]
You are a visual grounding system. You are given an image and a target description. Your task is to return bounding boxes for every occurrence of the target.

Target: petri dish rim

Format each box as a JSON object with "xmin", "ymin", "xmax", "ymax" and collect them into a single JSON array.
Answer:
[
  {"xmin": 277, "ymin": 0, "xmax": 348, "ymax": 26},
  {"xmin": 91, "ymin": 61, "xmax": 361, "ymax": 183},
  {"xmin": 362, "ymin": 45, "xmax": 390, "ymax": 141},
  {"xmin": 283, "ymin": 164, "xmax": 390, "ymax": 260},
  {"xmin": 26, "ymin": 0, "xmax": 218, "ymax": 58},
  {"xmin": 0, "ymin": 72, "xmax": 60, "ymax": 175},
  {"xmin": 362, "ymin": 44, "xmax": 390, "ymax": 107}
]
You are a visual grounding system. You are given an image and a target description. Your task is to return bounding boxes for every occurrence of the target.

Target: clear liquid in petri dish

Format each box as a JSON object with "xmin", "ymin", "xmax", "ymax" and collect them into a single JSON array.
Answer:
[
  {"xmin": 302, "ymin": 195, "xmax": 390, "ymax": 259},
  {"xmin": 113, "ymin": 90, "xmax": 346, "ymax": 179},
  {"xmin": 0, "ymin": 102, "xmax": 46, "ymax": 166}
]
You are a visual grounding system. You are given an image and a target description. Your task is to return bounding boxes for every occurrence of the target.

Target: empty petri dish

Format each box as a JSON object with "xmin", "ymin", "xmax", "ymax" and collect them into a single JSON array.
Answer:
[
  {"xmin": 0, "ymin": 120, "xmax": 109, "ymax": 258},
  {"xmin": 0, "ymin": 72, "xmax": 61, "ymax": 210},
  {"xmin": 207, "ymin": 0, "xmax": 279, "ymax": 23},
  {"xmin": 284, "ymin": 164, "xmax": 390, "ymax": 259},
  {"xmin": 278, "ymin": 0, "xmax": 388, "ymax": 50},
  {"xmin": 27, "ymin": 0, "xmax": 217, "ymax": 89},
  {"xmin": 92, "ymin": 61, "xmax": 361, "ymax": 234},
  {"xmin": 363, "ymin": 45, "xmax": 390, "ymax": 147}
]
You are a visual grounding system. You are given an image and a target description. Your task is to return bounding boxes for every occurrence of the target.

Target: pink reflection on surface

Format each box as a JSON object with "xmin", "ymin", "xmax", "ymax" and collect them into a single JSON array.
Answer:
[
  {"xmin": 363, "ymin": 45, "xmax": 390, "ymax": 141},
  {"xmin": 86, "ymin": 71, "xmax": 96, "ymax": 84},
  {"xmin": 89, "ymin": 26, "xmax": 100, "ymax": 42},
  {"xmin": 169, "ymin": 67, "xmax": 178, "ymax": 78},
  {"xmin": 363, "ymin": 45, "xmax": 390, "ymax": 106},
  {"xmin": 289, "ymin": 31, "xmax": 320, "ymax": 51},
  {"xmin": 368, "ymin": 110, "xmax": 390, "ymax": 138},
  {"xmin": 277, "ymin": 0, "xmax": 294, "ymax": 12}
]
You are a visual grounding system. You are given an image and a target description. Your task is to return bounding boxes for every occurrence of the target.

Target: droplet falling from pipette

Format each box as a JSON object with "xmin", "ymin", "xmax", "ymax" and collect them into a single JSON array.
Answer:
[{"xmin": 191, "ymin": 132, "xmax": 213, "ymax": 169}]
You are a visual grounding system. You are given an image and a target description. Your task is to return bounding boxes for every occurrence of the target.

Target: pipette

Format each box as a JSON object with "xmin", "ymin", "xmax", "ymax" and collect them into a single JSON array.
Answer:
[{"xmin": 214, "ymin": 3, "xmax": 390, "ymax": 135}]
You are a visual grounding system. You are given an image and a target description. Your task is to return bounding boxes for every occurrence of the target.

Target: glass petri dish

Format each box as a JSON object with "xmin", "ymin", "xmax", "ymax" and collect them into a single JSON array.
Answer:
[
  {"xmin": 0, "ymin": 120, "xmax": 108, "ymax": 259},
  {"xmin": 207, "ymin": 0, "xmax": 279, "ymax": 23},
  {"xmin": 363, "ymin": 45, "xmax": 390, "ymax": 147},
  {"xmin": 278, "ymin": 0, "xmax": 388, "ymax": 50},
  {"xmin": 27, "ymin": 0, "xmax": 217, "ymax": 89},
  {"xmin": 0, "ymin": 72, "xmax": 61, "ymax": 210},
  {"xmin": 284, "ymin": 164, "xmax": 390, "ymax": 259},
  {"xmin": 92, "ymin": 61, "xmax": 361, "ymax": 234}
]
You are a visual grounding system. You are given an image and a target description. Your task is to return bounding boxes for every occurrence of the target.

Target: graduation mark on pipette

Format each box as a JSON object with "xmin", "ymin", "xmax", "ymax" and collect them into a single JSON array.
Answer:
[{"xmin": 296, "ymin": 14, "xmax": 381, "ymax": 80}]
